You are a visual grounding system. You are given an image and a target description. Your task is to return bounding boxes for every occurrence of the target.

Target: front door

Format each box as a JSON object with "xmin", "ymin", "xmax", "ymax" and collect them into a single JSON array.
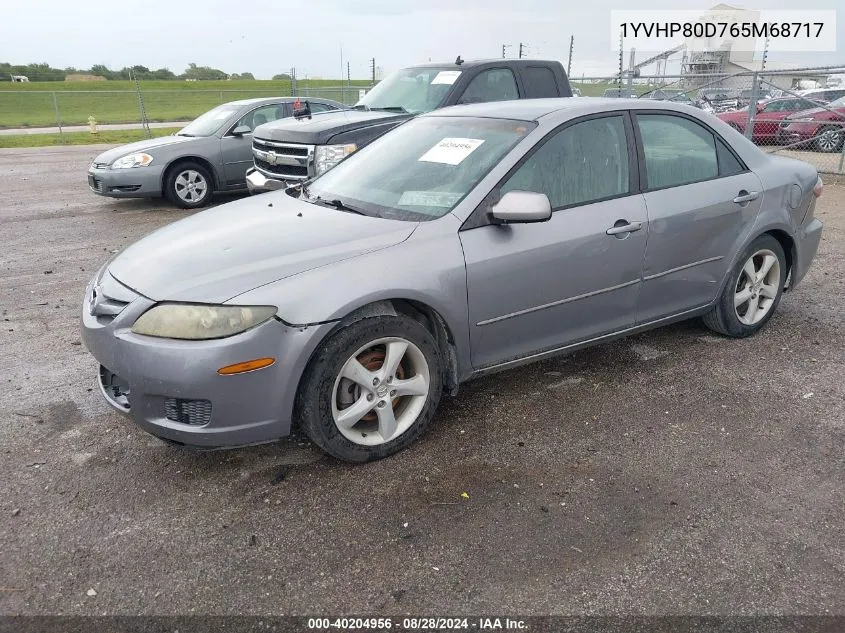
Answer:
[
  {"xmin": 220, "ymin": 103, "xmax": 290, "ymax": 187},
  {"xmin": 459, "ymin": 113, "xmax": 648, "ymax": 369}
]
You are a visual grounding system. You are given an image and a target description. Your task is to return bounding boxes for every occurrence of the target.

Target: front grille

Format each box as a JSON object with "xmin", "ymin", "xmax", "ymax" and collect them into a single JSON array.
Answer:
[
  {"xmin": 252, "ymin": 139, "xmax": 313, "ymax": 181},
  {"xmin": 88, "ymin": 174, "xmax": 104, "ymax": 193},
  {"xmin": 99, "ymin": 365, "xmax": 130, "ymax": 410},
  {"xmin": 88, "ymin": 272, "xmax": 138, "ymax": 324},
  {"xmin": 165, "ymin": 398, "xmax": 212, "ymax": 426}
]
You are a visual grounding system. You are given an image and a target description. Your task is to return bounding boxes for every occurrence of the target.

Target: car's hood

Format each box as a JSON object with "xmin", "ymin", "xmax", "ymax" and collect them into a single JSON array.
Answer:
[
  {"xmin": 253, "ymin": 109, "xmax": 412, "ymax": 144},
  {"xmin": 108, "ymin": 193, "xmax": 417, "ymax": 304},
  {"xmin": 93, "ymin": 135, "xmax": 197, "ymax": 165},
  {"xmin": 786, "ymin": 105, "xmax": 845, "ymax": 120}
]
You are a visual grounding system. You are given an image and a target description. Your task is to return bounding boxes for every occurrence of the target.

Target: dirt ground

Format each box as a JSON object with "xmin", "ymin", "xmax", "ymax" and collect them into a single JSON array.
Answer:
[{"xmin": 1, "ymin": 145, "xmax": 843, "ymax": 616}]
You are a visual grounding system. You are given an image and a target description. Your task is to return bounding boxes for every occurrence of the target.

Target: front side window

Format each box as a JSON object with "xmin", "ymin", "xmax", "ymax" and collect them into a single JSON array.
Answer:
[
  {"xmin": 355, "ymin": 67, "xmax": 459, "ymax": 114},
  {"xmin": 235, "ymin": 103, "xmax": 288, "ymax": 132},
  {"xmin": 637, "ymin": 114, "xmax": 718, "ymax": 189},
  {"xmin": 500, "ymin": 115, "xmax": 630, "ymax": 209},
  {"xmin": 459, "ymin": 69, "xmax": 519, "ymax": 104},
  {"xmin": 304, "ymin": 116, "xmax": 535, "ymax": 221}
]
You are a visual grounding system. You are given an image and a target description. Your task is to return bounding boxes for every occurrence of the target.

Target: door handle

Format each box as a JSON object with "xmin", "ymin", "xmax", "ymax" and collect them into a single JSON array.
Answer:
[
  {"xmin": 733, "ymin": 190, "xmax": 760, "ymax": 204},
  {"xmin": 606, "ymin": 220, "xmax": 643, "ymax": 236}
]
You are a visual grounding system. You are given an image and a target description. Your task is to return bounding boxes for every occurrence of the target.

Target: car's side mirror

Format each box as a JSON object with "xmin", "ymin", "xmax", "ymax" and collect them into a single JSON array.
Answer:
[
  {"xmin": 489, "ymin": 191, "xmax": 552, "ymax": 224},
  {"xmin": 231, "ymin": 125, "xmax": 252, "ymax": 137}
]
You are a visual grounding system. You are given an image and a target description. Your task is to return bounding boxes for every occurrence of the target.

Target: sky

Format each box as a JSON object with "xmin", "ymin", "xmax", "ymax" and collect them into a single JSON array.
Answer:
[{"xmin": 1, "ymin": 0, "xmax": 842, "ymax": 79}]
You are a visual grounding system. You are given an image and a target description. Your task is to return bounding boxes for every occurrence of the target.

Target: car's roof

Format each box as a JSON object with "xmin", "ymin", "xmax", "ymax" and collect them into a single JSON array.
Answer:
[
  {"xmin": 223, "ymin": 96, "xmax": 337, "ymax": 107},
  {"xmin": 426, "ymin": 97, "xmax": 703, "ymax": 122},
  {"xmin": 407, "ymin": 59, "xmax": 558, "ymax": 69}
]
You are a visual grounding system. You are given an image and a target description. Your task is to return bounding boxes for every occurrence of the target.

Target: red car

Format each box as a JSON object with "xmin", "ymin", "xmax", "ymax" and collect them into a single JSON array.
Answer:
[
  {"xmin": 778, "ymin": 96, "xmax": 845, "ymax": 153},
  {"xmin": 717, "ymin": 97, "xmax": 827, "ymax": 145}
]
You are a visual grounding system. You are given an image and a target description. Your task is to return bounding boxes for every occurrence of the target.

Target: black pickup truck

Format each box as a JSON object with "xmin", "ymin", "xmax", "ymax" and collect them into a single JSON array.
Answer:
[{"xmin": 245, "ymin": 58, "xmax": 572, "ymax": 193}]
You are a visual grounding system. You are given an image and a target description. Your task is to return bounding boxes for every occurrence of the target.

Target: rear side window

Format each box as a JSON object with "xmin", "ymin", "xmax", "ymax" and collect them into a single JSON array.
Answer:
[
  {"xmin": 716, "ymin": 138, "xmax": 744, "ymax": 176},
  {"xmin": 637, "ymin": 114, "xmax": 718, "ymax": 189},
  {"xmin": 522, "ymin": 66, "xmax": 559, "ymax": 98}
]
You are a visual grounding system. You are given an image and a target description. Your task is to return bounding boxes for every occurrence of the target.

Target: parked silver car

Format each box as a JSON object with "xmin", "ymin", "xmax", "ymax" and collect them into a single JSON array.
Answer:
[
  {"xmin": 86, "ymin": 97, "xmax": 345, "ymax": 208},
  {"xmin": 81, "ymin": 98, "xmax": 823, "ymax": 462}
]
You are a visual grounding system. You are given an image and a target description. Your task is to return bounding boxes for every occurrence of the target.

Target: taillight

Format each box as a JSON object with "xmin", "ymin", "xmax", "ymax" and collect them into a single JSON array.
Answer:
[{"xmin": 813, "ymin": 176, "xmax": 824, "ymax": 198}]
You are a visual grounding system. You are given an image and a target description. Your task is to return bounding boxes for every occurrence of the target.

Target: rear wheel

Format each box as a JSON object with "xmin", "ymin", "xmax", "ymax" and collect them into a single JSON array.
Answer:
[
  {"xmin": 815, "ymin": 125, "xmax": 844, "ymax": 153},
  {"xmin": 703, "ymin": 235, "xmax": 786, "ymax": 338},
  {"xmin": 164, "ymin": 161, "xmax": 214, "ymax": 208},
  {"xmin": 295, "ymin": 315, "xmax": 443, "ymax": 462}
]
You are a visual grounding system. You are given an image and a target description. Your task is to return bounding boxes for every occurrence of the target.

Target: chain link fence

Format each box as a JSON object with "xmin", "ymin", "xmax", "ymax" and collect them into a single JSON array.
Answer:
[
  {"xmin": 572, "ymin": 65, "xmax": 845, "ymax": 174},
  {"xmin": 0, "ymin": 85, "xmax": 366, "ymax": 136},
  {"xmin": 2, "ymin": 66, "xmax": 844, "ymax": 174}
]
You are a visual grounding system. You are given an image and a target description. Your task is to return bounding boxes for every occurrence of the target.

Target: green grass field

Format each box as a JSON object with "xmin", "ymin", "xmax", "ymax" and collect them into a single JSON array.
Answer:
[
  {"xmin": 0, "ymin": 79, "xmax": 372, "ymax": 129},
  {"xmin": 0, "ymin": 127, "xmax": 181, "ymax": 149}
]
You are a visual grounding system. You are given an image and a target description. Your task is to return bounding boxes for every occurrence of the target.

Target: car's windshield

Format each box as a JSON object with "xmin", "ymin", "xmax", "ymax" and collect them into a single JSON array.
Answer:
[
  {"xmin": 303, "ymin": 116, "xmax": 535, "ymax": 221},
  {"xmin": 177, "ymin": 104, "xmax": 240, "ymax": 137},
  {"xmin": 356, "ymin": 67, "xmax": 460, "ymax": 114}
]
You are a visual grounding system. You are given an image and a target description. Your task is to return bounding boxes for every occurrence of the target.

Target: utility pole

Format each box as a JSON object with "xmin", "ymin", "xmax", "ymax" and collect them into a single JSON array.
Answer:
[
  {"xmin": 290, "ymin": 67, "xmax": 296, "ymax": 96},
  {"xmin": 518, "ymin": 43, "xmax": 525, "ymax": 58},
  {"xmin": 370, "ymin": 58, "xmax": 376, "ymax": 85},
  {"xmin": 567, "ymin": 35, "xmax": 574, "ymax": 76},
  {"xmin": 501, "ymin": 44, "xmax": 512, "ymax": 58}
]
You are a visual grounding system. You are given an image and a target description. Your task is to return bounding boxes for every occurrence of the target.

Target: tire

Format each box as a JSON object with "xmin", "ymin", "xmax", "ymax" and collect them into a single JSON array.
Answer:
[
  {"xmin": 703, "ymin": 235, "xmax": 786, "ymax": 338},
  {"xmin": 295, "ymin": 315, "xmax": 443, "ymax": 462},
  {"xmin": 814, "ymin": 125, "xmax": 844, "ymax": 153},
  {"xmin": 164, "ymin": 161, "xmax": 214, "ymax": 209}
]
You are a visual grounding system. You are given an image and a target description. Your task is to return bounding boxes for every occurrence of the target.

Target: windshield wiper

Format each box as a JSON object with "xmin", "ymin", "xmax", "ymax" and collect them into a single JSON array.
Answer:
[
  {"xmin": 176, "ymin": 132, "xmax": 196, "ymax": 137},
  {"xmin": 309, "ymin": 196, "xmax": 367, "ymax": 215},
  {"xmin": 369, "ymin": 106, "xmax": 410, "ymax": 113},
  {"xmin": 352, "ymin": 104, "xmax": 371, "ymax": 111}
]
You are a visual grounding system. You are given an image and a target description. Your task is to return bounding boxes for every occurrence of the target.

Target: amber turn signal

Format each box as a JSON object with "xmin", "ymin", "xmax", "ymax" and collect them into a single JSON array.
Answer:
[{"xmin": 218, "ymin": 357, "xmax": 275, "ymax": 375}]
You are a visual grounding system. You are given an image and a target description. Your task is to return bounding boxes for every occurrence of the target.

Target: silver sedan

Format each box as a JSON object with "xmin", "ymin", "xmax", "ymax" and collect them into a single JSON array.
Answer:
[
  {"xmin": 81, "ymin": 98, "xmax": 823, "ymax": 462},
  {"xmin": 86, "ymin": 97, "xmax": 345, "ymax": 208}
]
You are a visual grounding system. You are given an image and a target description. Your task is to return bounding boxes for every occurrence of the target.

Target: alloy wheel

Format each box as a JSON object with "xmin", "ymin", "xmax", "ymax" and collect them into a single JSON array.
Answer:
[
  {"xmin": 734, "ymin": 249, "xmax": 781, "ymax": 326},
  {"xmin": 331, "ymin": 337, "xmax": 430, "ymax": 446},
  {"xmin": 174, "ymin": 169, "xmax": 208, "ymax": 203}
]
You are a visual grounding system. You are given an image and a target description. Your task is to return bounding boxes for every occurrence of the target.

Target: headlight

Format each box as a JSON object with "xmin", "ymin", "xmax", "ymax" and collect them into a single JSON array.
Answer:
[
  {"xmin": 131, "ymin": 304, "xmax": 277, "ymax": 340},
  {"xmin": 111, "ymin": 153, "xmax": 154, "ymax": 169},
  {"xmin": 314, "ymin": 143, "xmax": 357, "ymax": 175}
]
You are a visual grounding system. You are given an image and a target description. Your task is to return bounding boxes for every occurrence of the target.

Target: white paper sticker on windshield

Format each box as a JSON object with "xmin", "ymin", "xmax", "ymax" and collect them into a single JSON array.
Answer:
[
  {"xmin": 431, "ymin": 70, "xmax": 461, "ymax": 85},
  {"xmin": 398, "ymin": 190, "xmax": 463, "ymax": 207},
  {"xmin": 418, "ymin": 137, "xmax": 485, "ymax": 165}
]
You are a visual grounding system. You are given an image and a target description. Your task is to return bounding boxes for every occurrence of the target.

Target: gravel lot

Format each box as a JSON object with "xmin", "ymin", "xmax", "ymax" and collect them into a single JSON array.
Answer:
[{"xmin": 1, "ymin": 145, "xmax": 843, "ymax": 617}]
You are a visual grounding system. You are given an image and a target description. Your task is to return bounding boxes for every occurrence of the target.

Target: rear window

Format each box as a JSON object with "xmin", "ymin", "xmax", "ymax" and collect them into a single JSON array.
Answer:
[{"xmin": 522, "ymin": 66, "xmax": 559, "ymax": 98}]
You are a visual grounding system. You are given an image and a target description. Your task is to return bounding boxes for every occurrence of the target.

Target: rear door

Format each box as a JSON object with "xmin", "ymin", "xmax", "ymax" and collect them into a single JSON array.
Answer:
[{"xmin": 633, "ymin": 111, "xmax": 763, "ymax": 323}]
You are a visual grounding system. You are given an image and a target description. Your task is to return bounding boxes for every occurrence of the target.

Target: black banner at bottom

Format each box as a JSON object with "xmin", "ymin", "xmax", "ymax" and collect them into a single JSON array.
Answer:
[{"xmin": 0, "ymin": 616, "xmax": 842, "ymax": 633}]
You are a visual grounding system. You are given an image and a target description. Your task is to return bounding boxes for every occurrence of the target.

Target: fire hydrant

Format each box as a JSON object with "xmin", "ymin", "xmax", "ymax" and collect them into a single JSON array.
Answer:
[{"xmin": 88, "ymin": 116, "xmax": 98, "ymax": 134}]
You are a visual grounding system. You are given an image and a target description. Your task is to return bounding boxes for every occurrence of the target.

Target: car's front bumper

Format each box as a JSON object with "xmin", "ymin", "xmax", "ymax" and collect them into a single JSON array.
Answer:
[
  {"xmin": 245, "ymin": 167, "xmax": 288, "ymax": 195},
  {"xmin": 80, "ymin": 274, "xmax": 334, "ymax": 448},
  {"xmin": 87, "ymin": 165, "xmax": 164, "ymax": 199}
]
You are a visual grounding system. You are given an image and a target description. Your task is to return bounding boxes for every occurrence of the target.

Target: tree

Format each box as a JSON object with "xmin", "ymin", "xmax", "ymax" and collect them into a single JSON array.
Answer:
[
  {"xmin": 272, "ymin": 73, "xmax": 292, "ymax": 81},
  {"xmin": 230, "ymin": 72, "xmax": 255, "ymax": 80},
  {"xmin": 181, "ymin": 63, "xmax": 228, "ymax": 81}
]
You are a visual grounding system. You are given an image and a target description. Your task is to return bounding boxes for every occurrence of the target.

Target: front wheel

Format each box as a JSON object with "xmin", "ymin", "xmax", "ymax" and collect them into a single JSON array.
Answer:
[
  {"xmin": 164, "ymin": 161, "xmax": 214, "ymax": 208},
  {"xmin": 295, "ymin": 315, "xmax": 443, "ymax": 462},
  {"xmin": 703, "ymin": 235, "xmax": 786, "ymax": 338}
]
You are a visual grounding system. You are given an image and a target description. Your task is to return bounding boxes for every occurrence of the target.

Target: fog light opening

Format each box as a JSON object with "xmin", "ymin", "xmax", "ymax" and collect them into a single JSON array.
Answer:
[{"xmin": 218, "ymin": 357, "xmax": 276, "ymax": 375}]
